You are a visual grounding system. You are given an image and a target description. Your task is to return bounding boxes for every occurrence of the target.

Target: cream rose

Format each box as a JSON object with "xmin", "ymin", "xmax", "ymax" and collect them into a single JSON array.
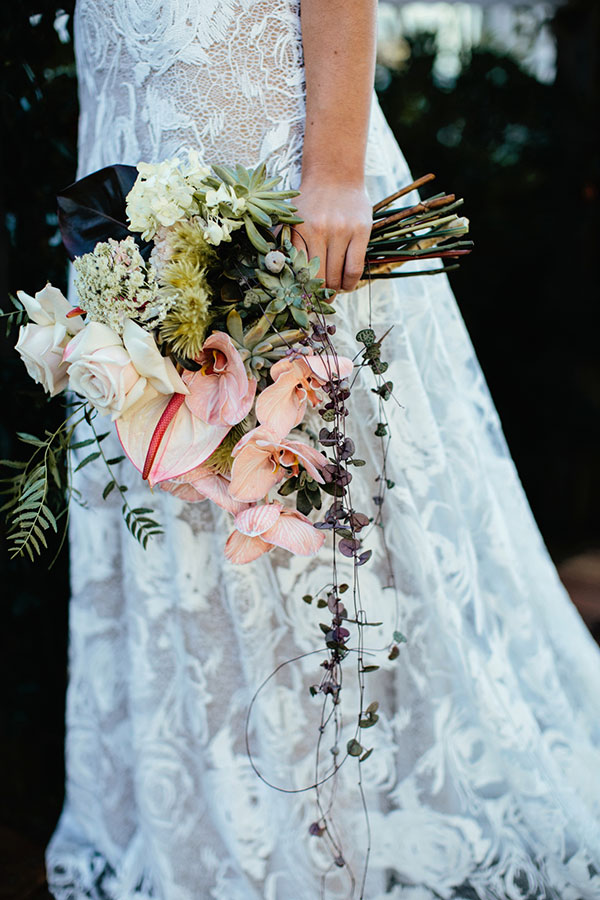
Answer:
[
  {"xmin": 15, "ymin": 283, "xmax": 84, "ymax": 396},
  {"xmin": 16, "ymin": 323, "xmax": 69, "ymax": 396},
  {"xmin": 17, "ymin": 283, "xmax": 84, "ymax": 333},
  {"xmin": 64, "ymin": 322, "xmax": 147, "ymax": 419},
  {"xmin": 63, "ymin": 320, "xmax": 187, "ymax": 420}
]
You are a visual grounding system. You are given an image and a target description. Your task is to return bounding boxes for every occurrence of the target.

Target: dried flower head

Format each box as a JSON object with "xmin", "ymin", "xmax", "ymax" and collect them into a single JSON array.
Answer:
[{"xmin": 72, "ymin": 237, "xmax": 174, "ymax": 334}]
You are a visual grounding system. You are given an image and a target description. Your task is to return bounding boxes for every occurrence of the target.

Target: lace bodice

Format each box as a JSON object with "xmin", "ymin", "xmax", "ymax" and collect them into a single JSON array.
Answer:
[{"xmin": 46, "ymin": 2, "xmax": 600, "ymax": 899}]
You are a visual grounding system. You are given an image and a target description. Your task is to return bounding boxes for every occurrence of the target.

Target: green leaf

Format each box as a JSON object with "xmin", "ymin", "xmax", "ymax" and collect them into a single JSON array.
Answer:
[
  {"xmin": 102, "ymin": 481, "xmax": 116, "ymax": 500},
  {"xmin": 69, "ymin": 438, "xmax": 97, "ymax": 450},
  {"xmin": 393, "ymin": 630, "xmax": 407, "ymax": 644},
  {"xmin": 74, "ymin": 452, "xmax": 101, "ymax": 472},
  {"xmin": 359, "ymin": 714, "xmax": 379, "ymax": 728},
  {"xmin": 17, "ymin": 433, "xmax": 46, "ymax": 447},
  {"xmin": 347, "ymin": 739, "xmax": 363, "ymax": 757},
  {"xmin": 359, "ymin": 748, "xmax": 373, "ymax": 762},
  {"xmin": 361, "ymin": 665, "xmax": 380, "ymax": 673},
  {"xmin": 244, "ymin": 215, "xmax": 271, "ymax": 254},
  {"xmin": 302, "ymin": 594, "xmax": 313, "ymax": 604},
  {"xmin": 290, "ymin": 306, "xmax": 310, "ymax": 329},
  {"xmin": 0, "ymin": 459, "xmax": 27, "ymax": 469},
  {"xmin": 296, "ymin": 489, "xmax": 313, "ymax": 516}
]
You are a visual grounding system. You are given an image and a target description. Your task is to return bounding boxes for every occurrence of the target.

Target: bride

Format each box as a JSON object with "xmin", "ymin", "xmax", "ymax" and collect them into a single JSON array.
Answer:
[{"xmin": 46, "ymin": 0, "xmax": 600, "ymax": 898}]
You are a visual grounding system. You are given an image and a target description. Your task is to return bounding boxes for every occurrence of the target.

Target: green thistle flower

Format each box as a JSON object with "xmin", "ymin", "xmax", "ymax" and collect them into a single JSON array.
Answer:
[
  {"xmin": 204, "ymin": 421, "xmax": 249, "ymax": 476},
  {"xmin": 158, "ymin": 219, "xmax": 219, "ymax": 359}
]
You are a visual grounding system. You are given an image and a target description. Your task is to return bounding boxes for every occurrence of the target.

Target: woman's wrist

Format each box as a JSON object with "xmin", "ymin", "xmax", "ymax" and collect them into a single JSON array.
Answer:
[{"xmin": 300, "ymin": 161, "xmax": 367, "ymax": 191}]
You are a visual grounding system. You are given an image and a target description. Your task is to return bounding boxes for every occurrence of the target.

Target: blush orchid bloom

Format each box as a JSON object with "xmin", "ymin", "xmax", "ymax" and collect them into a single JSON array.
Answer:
[
  {"xmin": 225, "ymin": 502, "xmax": 326, "ymax": 565},
  {"xmin": 183, "ymin": 331, "xmax": 256, "ymax": 426},
  {"xmin": 160, "ymin": 464, "xmax": 249, "ymax": 516},
  {"xmin": 255, "ymin": 353, "xmax": 353, "ymax": 438},
  {"xmin": 228, "ymin": 425, "xmax": 329, "ymax": 502}
]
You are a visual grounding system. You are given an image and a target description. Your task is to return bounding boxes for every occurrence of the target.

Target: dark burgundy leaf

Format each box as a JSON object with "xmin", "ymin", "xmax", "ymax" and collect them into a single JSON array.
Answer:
[{"xmin": 57, "ymin": 164, "xmax": 152, "ymax": 261}]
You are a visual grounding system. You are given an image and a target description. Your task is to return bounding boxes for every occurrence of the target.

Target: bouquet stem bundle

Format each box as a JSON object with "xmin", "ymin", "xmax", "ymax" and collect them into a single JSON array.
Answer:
[{"xmin": 358, "ymin": 173, "xmax": 473, "ymax": 285}]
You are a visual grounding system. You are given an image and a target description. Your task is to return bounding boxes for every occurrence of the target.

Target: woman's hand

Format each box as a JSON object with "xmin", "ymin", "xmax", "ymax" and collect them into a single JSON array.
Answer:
[{"xmin": 291, "ymin": 178, "xmax": 373, "ymax": 295}]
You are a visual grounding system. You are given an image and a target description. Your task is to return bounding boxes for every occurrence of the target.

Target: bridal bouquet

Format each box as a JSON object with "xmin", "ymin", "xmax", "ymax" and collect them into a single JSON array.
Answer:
[
  {"xmin": 3, "ymin": 151, "xmax": 471, "ymax": 565},
  {"xmin": 3, "ymin": 151, "xmax": 471, "ymax": 888}
]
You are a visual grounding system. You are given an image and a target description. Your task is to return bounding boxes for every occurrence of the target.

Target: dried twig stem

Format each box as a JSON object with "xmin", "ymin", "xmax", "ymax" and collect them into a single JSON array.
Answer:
[{"xmin": 371, "ymin": 173, "xmax": 436, "ymax": 214}]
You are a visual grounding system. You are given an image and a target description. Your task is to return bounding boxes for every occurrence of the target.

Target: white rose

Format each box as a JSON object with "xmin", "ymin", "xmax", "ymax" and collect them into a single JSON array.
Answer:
[
  {"xmin": 64, "ymin": 322, "xmax": 148, "ymax": 419},
  {"xmin": 15, "ymin": 323, "xmax": 69, "ymax": 396},
  {"xmin": 17, "ymin": 283, "xmax": 84, "ymax": 334}
]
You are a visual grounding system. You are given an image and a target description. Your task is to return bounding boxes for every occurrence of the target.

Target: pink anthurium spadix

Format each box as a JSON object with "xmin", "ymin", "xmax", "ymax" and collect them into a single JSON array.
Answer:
[
  {"xmin": 183, "ymin": 331, "xmax": 256, "ymax": 426},
  {"xmin": 160, "ymin": 464, "xmax": 249, "ymax": 516},
  {"xmin": 228, "ymin": 425, "xmax": 329, "ymax": 502},
  {"xmin": 116, "ymin": 384, "xmax": 229, "ymax": 487},
  {"xmin": 225, "ymin": 502, "xmax": 326, "ymax": 565},
  {"xmin": 255, "ymin": 353, "xmax": 354, "ymax": 438}
]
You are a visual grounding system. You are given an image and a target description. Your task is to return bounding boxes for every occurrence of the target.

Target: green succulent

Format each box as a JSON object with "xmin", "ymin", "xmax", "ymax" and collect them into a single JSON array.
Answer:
[
  {"xmin": 225, "ymin": 309, "xmax": 304, "ymax": 381},
  {"xmin": 250, "ymin": 240, "xmax": 334, "ymax": 328},
  {"xmin": 196, "ymin": 161, "xmax": 304, "ymax": 254}
]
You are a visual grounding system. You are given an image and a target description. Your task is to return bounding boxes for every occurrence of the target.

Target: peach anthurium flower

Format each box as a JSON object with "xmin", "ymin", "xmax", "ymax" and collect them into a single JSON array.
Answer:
[
  {"xmin": 255, "ymin": 353, "xmax": 353, "ymax": 438},
  {"xmin": 160, "ymin": 464, "xmax": 249, "ymax": 516},
  {"xmin": 228, "ymin": 425, "xmax": 329, "ymax": 503},
  {"xmin": 116, "ymin": 384, "xmax": 229, "ymax": 487},
  {"xmin": 225, "ymin": 502, "xmax": 326, "ymax": 565},
  {"xmin": 182, "ymin": 331, "xmax": 256, "ymax": 426}
]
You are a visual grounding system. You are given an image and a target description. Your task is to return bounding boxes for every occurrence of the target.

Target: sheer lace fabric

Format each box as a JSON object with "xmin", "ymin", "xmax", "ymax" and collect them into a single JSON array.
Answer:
[{"xmin": 46, "ymin": 1, "xmax": 600, "ymax": 898}]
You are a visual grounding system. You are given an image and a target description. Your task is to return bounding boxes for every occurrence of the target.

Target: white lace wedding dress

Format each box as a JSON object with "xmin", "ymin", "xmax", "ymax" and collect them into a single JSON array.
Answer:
[{"xmin": 46, "ymin": 1, "xmax": 600, "ymax": 898}]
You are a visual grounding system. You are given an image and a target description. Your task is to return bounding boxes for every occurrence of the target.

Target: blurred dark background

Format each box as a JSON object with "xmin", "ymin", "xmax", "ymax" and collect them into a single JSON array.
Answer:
[{"xmin": 0, "ymin": 0, "xmax": 598, "ymax": 895}]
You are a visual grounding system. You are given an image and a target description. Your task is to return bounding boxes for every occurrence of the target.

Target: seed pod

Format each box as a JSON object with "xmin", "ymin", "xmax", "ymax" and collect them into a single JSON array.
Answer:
[{"xmin": 264, "ymin": 250, "xmax": 286, "ymax": 273}]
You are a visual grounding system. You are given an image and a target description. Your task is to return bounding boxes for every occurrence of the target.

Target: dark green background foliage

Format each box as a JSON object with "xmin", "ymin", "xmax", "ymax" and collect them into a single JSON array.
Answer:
[{"xmin": 1, "ymin": 0, "xmax": 598, "ymax": 847}]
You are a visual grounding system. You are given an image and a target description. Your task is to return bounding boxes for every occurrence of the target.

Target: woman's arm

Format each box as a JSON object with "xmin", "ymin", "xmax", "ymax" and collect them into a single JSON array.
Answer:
[{"xmin": 293, "ymin": 0, "xmax": 378, "ymax": 293}]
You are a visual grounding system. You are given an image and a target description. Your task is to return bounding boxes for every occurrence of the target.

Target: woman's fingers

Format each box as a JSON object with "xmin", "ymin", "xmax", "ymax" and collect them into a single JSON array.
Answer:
[
  {"xmin": 342, "ymin": 229, "xmax": 370, "ymax": 293},
  {"xmin": 325, "ymin": 229, "xmax": 351, "ymax": 293}
]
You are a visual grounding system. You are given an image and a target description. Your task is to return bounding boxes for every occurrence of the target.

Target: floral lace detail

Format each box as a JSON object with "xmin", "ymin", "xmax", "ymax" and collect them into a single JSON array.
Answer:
[{"xmin": 47, "ymin": 1, "xmax": 600, "ymax": 898}]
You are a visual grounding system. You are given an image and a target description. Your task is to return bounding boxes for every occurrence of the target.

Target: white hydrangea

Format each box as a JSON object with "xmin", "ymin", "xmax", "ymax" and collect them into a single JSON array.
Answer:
[
  {"xmin": 126, "ymin": 152, "xmax": 211, "ymax": 241},
  {"xmin": 204, "ymin": 182, "xmax": 246, "ymax": 215},
  {"xmin": 73, "ymin": 237, "xmax": 176, "ymax": 334}
]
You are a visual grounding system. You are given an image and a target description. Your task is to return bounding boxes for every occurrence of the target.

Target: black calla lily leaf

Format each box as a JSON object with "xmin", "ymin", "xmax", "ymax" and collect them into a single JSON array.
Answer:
[{"xmin": 57, "ymin": 164, "xmax": 152, "ymax": 261}]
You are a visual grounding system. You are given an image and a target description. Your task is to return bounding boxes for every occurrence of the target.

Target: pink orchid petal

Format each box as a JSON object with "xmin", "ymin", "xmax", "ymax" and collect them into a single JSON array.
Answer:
[
  {"xmin": 183, "ymin": 332, "xmax": 256, "ymax": 426},
  {"xmin": 231, "ymin": 424, "xmax": 281, "ymax": 457},
  {"xmin": 203, "ymin": 332, "xmax": 248, "ymax": 396},
  {"xmin": 233, "ymin": 503, "xmax": 282, "ymax": 536},
  {"xmin": 229, "ymin": 444, "xmax": 283, "ymax": 501},
  {"xmin": 280, "ymin": 438, "xmax": 328, "ymax": 483},
  {"xmin": 262, "ymin": 509, "xmax": 326, "ymax": 556},
  {"xmin": 225, "ymin": 530, "xmax": 272, "ymax": 565},
  {"xmin": 116, "ymin": 386, "xmax": 229, "ymax": 486},
  {"xmin": 303, "ymin": 354, "xmax": 353, "ymax": 383},
  {"xmin": 255, "ymin": 370, "xmax": 306, "ymax": 436},
  {"xmin": 267, "ymin": 357, "xmax": 297, "ymax": 381},
  {"xmin": 160, "ymin": 466, "xmax": 248, "ymax": 515}
]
